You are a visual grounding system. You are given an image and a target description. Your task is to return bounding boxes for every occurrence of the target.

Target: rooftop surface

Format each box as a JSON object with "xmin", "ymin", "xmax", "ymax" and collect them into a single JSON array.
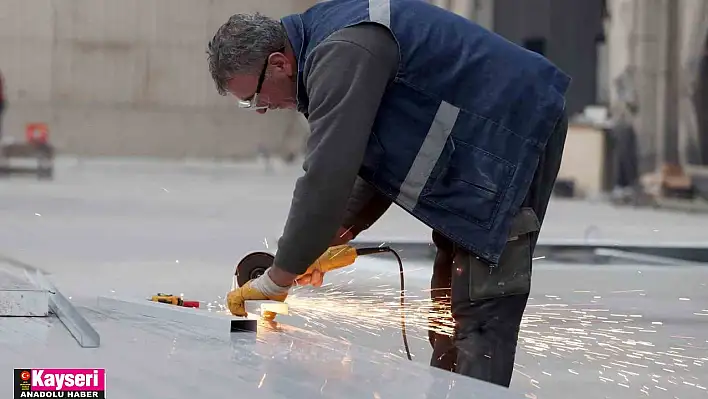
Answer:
[
  {"xmin": 1, "ymin": 275, "xmax": 518, "ymax": 399},
  {"xmin": 1, "ymin": 158, "xmax": 707, "ymax": 398}
]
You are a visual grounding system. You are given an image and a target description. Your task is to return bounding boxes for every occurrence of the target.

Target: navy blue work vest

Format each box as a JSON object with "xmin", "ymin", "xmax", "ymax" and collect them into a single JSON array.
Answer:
[{"xmin": 281, "ymin": 0, "xmax": 571, "ymax": 265}]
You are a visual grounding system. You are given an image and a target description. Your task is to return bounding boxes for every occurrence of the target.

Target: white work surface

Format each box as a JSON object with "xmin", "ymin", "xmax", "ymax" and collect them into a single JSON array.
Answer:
[
  {"xmin": 0, "ymin": 266, "xmax": 49, "ymax": 316},
  {"xmin": 0, "ymin": 296, "xmax": 520, "ymax": 399},
  {"xmin": 1, "ymin": 255, "xmax": 707, "ymax": 399}
]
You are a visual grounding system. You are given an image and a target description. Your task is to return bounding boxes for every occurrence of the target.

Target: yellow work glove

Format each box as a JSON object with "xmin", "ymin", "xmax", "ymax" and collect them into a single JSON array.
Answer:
[
  {"xmin": 295, "ymin": 243, "xmax": 358, "ymax": 287},
  {"xmin": 294, "ymin": 266, "xmax": 325, "ymax": 287},
  {"xmin": 226, "ymin": 268, "xmax": 290, "ymax": 318}
]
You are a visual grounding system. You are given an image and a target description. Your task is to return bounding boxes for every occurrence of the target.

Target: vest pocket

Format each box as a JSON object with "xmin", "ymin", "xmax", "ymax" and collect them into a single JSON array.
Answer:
[{"xmin": 422, "ymin": 139, "xmax": 515, "ymax": 229}]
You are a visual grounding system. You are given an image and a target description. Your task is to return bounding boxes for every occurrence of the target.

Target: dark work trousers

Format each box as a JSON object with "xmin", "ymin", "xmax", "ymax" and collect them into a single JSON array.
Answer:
[
  {"xmin": 428, "ymin": 111, "xmax": 568, "ymax": 387},
  {"xmin": 0, "ymin": 101, "xmax": 4, "ymax": 141},
  {"xmin": 610, "ymin": 121, "xmax": 639, "ymax": 188}
]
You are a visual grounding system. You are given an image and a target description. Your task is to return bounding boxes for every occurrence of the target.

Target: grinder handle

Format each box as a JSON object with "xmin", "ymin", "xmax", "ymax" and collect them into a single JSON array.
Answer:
[{"xmin": 300, "ymin": 244, "xmax": 358, "ymax": 277}]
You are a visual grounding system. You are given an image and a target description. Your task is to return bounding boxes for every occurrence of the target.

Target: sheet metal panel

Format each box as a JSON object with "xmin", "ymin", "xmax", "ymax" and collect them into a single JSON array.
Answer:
[
  {"xmin": 0, "ymin": 268, "xmax": 49, "ymax": 316},
  {"xmin": 0, "ymin": 302, "xmax": 523, "ymax": 399},
  {"xmin": 96, "ymin": 295, "xmax": 257, "ymax": 333}
]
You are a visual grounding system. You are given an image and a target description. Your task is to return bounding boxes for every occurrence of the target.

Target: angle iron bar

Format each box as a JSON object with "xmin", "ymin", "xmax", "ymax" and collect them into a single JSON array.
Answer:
[{"xmin": 24, "ymin": 269, "xmax": 100, "ymax": 348}]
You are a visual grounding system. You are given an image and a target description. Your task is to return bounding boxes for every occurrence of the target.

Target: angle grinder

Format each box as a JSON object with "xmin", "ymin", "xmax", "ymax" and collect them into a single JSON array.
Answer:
[
  {"xmin": 233, "ymin": 243, "xmax": 413, "ymax": 361},
  {"xmin": 235, "ymin": 244, "xmax": 387, "ymax": 288}
]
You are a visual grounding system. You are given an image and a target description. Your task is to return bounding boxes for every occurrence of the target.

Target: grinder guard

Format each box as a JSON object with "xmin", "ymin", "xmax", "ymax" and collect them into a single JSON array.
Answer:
[{"xmin": 235, "ymin": 251, "xmax": 275, "ymax": 287}]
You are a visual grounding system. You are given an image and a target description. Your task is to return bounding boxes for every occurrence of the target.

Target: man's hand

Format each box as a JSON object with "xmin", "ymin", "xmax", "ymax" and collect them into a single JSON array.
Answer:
[
  {"xmin": 294, "ymin": 267, "xmax": 325, "ymax": 287},
  {"xmin": 226, "ymin": 267, "xmax": 293, "ymax": 317},
  {"xmin": 294, "ymin": 227, "xmax": 354, "ymax": 287}
]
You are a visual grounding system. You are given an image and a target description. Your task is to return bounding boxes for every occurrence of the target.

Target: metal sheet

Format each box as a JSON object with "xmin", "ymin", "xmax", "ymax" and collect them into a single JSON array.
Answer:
[
  {"xmin": 0, "ymin": 290, "xmax": 49, "ymax": 316},
  {"xmin": 0, "ymin": 268, "xmax": 49, "ymax": 316},
  {"xmin": 0, "ymin": 316, "xmax": 54, "ymax": 345},
  {"xmin": 0, "ymin": 302, "xmax": 523, "ymax": 399},
  {"xmin": 97, "ymin": 295, "xmax": 257, "ymax": 333}
]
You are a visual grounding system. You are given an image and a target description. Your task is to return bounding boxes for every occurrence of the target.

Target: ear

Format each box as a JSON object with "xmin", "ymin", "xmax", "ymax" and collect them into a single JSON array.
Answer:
[
  {"xmin": 268, "ymin": 53, "xmax": 296, "ymax": 76},
  {"xmin": 268, "ymin": 52, "xmax": 293, "ymax": 76}
]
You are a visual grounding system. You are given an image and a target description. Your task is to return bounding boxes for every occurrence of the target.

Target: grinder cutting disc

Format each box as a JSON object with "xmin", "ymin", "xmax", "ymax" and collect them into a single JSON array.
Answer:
[{"xmin": 235, "ymin": 251, "xmax": 275, "ymax": 287}]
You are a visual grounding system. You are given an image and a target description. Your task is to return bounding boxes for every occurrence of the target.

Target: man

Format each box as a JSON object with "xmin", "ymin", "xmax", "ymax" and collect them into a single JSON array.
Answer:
[
  {"xmin": 208, "ymin": 0, "xmax": 570, "ymax": 387},
  {"xmin": 0, "ymin": 69, "xmax": 5, "ymax": 141},
  {"xmin": 609, "ymin": 102, "xmax": 641, "ymax": 203}
]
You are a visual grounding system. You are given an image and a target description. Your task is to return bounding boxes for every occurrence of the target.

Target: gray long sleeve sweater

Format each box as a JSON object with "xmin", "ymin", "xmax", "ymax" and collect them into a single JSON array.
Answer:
[{"xmin": 273, "ymin": 23, "xmax": 398, "ymax": 275}]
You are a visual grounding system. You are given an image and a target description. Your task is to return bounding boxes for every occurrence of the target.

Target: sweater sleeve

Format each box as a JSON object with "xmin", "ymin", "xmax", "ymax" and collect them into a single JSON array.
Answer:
[{"xmin": 273, "ymin": 24, "xmax": 398, "ymax": 275}]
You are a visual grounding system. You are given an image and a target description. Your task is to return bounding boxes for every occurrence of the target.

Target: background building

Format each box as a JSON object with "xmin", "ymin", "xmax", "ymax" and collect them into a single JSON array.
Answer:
[
  {"xmin": 436, "ymin": 0, "xmax": 708, "ymax": 198},
  {"xmin": 0, "ymin": 0, "xmax": 315, "ymax": 160},
  {"xmin": 1, "ymin": 0, "xmax": 706, "ymax": 184},
  {"xmin": 429, "ymin": 0, "xmax": 606, "ymax": 117}
]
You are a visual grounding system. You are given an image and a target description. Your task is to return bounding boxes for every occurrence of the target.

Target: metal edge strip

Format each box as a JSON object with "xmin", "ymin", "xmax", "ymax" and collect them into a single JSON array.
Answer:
[{"xmin": 24, "ymin": 269, "xmax": 101, "ymax": 348}]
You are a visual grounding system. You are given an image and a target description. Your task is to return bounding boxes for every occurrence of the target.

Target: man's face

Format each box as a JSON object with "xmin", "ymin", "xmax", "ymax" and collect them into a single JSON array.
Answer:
[{"xmin": 225, "ymin": 52, "xmax": 297, "ymax": 114}]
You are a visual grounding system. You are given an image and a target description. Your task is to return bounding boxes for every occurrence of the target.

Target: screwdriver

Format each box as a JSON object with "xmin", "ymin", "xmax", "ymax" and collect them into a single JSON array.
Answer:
[{"xmin": 150, "ymin": 293, "xmax": 200, "ymax": 308}]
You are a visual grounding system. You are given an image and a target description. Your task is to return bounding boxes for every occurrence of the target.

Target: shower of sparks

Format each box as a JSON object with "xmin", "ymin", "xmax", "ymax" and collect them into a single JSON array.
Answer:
[
  {"xmin": 340, "ymin": 226, "xmax": 354, "ymax": 238},
  {"xmin": 285, "ymin": 282, "xmax": 456, "ymax": 340},
  {"xmin": 200, "ymin": 256, "xmax": 707, "ymax": 398},
  {"xmin": 270, "ymin": 268, "xmax": 708, "ymax": 397}
]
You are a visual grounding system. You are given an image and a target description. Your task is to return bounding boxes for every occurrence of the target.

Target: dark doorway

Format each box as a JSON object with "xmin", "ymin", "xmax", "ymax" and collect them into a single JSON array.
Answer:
[
  {"xmin": 523, "ymin": 37, "xmax": 547, "ymax": 56},
  {"xmin": 699, "ymin": 34, "xmax": 708, "ymax": 164}
]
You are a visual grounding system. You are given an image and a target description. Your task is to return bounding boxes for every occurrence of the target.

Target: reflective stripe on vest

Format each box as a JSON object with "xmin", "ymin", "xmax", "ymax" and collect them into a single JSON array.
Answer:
[
  {"xmin": 369, "ymin": 0, "xmax": 391, "ymax": 27},
  {"xmin": 396, "ymin": 101, "xmax": 461, "ymax": 211},
  {"xmin": 367, "ymin": 0, "xmax": 463, "ymax": 212}
]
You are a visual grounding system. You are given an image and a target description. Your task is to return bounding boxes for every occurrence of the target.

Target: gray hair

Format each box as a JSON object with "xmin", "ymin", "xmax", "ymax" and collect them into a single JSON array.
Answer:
[{"xmin": 207, "ymin": 13, "xmax": 288, "ymax": 96}]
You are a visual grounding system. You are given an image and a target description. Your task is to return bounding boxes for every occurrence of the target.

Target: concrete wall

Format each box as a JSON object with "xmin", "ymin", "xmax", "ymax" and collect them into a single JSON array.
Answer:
[{"xmin": 0, "ymin": 0, "xmax": 314, "ymax": 159}]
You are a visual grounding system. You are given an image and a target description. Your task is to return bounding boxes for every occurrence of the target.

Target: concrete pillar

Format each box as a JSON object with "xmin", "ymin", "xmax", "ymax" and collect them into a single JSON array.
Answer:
[
  {"xmin": 656, "ymin": 0, "xmax": 680, "ymax": 166},
  {"xmin": 677, "ymin": 0, "xmax": 708, "ymax": 169},
  {"xmin": 606, "ymin": 0, "xmax": 636, "ymax": 108},
  {"xmin": 468, "ymin": 0, "xmax": 495, "ymax": 30},
  {"xmin": 631, "ymin": 0, "xmax": 663, "ymax": 174},
  {"xmin": 448, "ymin": 0, "xmax": 474, "ymax": 19}
]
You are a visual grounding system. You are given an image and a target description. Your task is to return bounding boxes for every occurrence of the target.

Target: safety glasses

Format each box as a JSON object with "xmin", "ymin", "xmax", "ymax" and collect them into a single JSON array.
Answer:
[
  {"xmin": 237, "ymin": 48, "xmax": 284, "ymax": 111},
  {"xmin": 237, "ymin": 56, "xmax": 269, "ymax": 110}
]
